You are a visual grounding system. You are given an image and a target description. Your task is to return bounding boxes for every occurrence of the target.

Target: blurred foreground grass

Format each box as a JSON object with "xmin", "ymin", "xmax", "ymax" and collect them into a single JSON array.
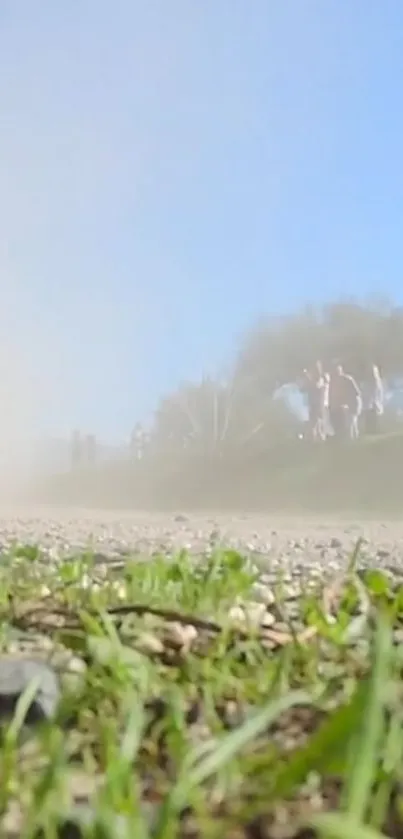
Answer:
[{"xmin": 0, "ymin": 544, "xmax": 403, "ymax": 836}]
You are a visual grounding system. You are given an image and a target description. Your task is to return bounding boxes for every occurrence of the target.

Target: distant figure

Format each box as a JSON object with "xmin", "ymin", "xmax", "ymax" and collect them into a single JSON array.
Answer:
[
  {"xmin": 370, "ymin": 363, "xmax": 384, "ymax": 415},
  {"xmin": 363, "ymin": 363, "xmax": 384, "ymax": 434},
  {"xmin": 329, "ymin": 363, "xmax": 363, "ymax": 440},
  {"xmin": 313, "ymin": 360, "xmax": 330, "ymax": 440},
  {"xmin": 301, "ymin": 370, "xmax": 314, "ymax": 438},
  {"xmin": 301, "ymin": 362, "xmax": 329, "ymax": 440},
  {"xmin": 131, "ymin": 423, "xmax": 144, "ymax": 460},
  {"xmin": 71, "ymin": 430, "xmax": 82, "ymax": 469},
  {"xmin": 86, "ymin": 434, "xmax": 97, "ymax": 465}
]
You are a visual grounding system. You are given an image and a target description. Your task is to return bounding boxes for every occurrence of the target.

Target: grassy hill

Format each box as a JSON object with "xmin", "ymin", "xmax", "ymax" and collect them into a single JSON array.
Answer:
[{"xmin": 35, "ymin": 431, "xmax": 403, "ymax": 515}]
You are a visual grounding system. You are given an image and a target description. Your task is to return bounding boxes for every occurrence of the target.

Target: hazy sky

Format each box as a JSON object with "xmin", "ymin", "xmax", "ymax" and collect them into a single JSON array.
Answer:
[{"xmin": 1, "ymin": 2, "xmax": 403, "ymax": 440}]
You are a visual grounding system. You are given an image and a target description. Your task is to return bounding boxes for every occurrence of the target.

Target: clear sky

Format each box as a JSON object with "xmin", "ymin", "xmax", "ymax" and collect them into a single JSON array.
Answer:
[{"xmin": 1, "ymin": 1, "xmax": 403, "ymax": 441}]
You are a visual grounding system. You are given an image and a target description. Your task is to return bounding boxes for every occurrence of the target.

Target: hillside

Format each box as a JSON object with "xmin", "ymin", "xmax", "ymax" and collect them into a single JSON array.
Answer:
[{"xmin": 36, "ymin": 432, "xmax": 403, "ymax": 515}]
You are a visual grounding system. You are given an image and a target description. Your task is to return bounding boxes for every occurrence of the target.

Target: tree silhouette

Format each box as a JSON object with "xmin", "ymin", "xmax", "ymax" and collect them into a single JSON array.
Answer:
[
  {"xmin": 152, "ymin": 373, "xmax": 297, "ymax": 453},
  {"xmin": 235, "ymin": 298, "xmax": 403, "ymax": 389},
  {"xmin": 152, "ymin": 297, "xmax": 403, "ymax": 451}
]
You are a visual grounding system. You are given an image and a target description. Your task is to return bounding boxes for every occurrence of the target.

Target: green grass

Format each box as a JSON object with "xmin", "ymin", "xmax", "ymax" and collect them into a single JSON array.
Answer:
[{"xmin": 0, "ymin": 545, "xmax": 403, "ymax": 837}]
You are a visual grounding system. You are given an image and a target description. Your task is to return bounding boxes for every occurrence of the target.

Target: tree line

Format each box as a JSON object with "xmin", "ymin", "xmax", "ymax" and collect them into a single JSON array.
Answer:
[{"xmin": 150, "ymin": 297, "xmax": 403, "ymax": 453}]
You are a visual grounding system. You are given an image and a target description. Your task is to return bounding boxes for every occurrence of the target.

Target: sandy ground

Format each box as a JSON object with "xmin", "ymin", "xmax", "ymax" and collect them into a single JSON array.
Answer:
[{"xmin": 0, "ymin": 506, "xmax": 400, "ymax": 568}]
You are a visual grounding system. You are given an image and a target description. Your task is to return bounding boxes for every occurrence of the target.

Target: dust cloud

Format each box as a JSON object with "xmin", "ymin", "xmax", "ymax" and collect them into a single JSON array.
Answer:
[{"xmin": 0, "ymin": 308, "xmax": 54, "ymax": 501}]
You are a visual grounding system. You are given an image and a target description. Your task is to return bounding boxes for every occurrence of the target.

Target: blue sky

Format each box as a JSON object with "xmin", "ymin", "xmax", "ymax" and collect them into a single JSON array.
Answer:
[{"xmin": 1, "ymin": 1, "xmax": 403, "ymax": 441}]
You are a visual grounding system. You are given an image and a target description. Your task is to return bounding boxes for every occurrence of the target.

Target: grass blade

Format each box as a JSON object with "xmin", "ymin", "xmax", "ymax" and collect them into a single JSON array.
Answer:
[
  {"xmin": 179, "ymin": 689, "xmax": 310, "ymax": 793},
  {"xmin": 308, "ymin": 811, "xmax": 388, "ymax": 839},
  {"xmin": 7, "ymin": 675, "xmax": 42, "ymax": 742},
  {"xmin": 343, "ymin": 619, "xmax": 392, "ymax": 822},
  {"xmin": 268, "ymin": 679, "xmax": 368, "ymax": 799}
]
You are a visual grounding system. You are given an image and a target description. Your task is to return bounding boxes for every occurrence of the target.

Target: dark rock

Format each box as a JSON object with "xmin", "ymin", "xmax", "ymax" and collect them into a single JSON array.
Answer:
[
  {"xmin": 36, "ymin": 820, "xmax": 84, "ymax": 839},
  {"xmin": 173, "ymin": 514, "xmax": 188, "ymax": 523},
  {"xmin": 330, "ymin": 537, "xmax": 342, "ymax": 549},
  {"xmin": 91, "ymin": 552, "xmax": 111, "ymax": 564},
  {"xmin": 377, "ymin": 548, "xmax": 390, "ymax": 559},
  {"xmin": 0, "ymin": 658, "xmax": 60, "ymax": 723},
  {"xmin": 34, "ymin": 804, "xmax": 160, "ymax": 838}
]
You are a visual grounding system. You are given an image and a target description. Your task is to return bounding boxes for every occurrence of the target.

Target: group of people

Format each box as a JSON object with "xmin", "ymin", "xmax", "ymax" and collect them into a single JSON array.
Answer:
[{"xmin": 301, "ymin": 361, "xmax": 384, "ymax": 441}]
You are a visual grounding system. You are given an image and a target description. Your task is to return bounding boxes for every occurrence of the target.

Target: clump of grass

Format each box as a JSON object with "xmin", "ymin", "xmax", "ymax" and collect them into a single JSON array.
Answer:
[{"xmin": 0, "ymin": 545, "xmax": 402, "ymax": 837}]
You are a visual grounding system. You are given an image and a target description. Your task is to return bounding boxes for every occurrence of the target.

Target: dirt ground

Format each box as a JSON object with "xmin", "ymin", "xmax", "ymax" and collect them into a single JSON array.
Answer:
[{"xmin": 0, "ymin": 506, "xmax": 401, "ymax": 568}]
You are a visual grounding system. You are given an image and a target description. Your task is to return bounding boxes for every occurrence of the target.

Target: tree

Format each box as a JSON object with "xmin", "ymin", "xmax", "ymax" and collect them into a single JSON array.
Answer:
[
  {"xmin": 234, "ymin": 298, "xmax": 403, "ymax": 393},
  {"xmin": 151, "ymin": 296, "xmax": 403, "ymax": 455},
  {"xmin": 152, "ymin": 373, "xmax": 298, "ymax": 454},
  {"xmin": 152, "ymin": 377, "xmax": 224, "ymax": 452}
]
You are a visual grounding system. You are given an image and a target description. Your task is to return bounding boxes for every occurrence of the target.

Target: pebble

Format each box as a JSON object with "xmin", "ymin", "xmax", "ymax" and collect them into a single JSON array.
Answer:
[
  {"xmin": 0, "ymin": 658, "xmax": 60, "ymax": 722},
  {"xmin": 229, "ymin": 603, "xmax": 276, "ymax": 628},
  {"xmin": 229, "ymin": 605, "xmax": 245, "ymax": 624},
  {"xmin": 251, "ymin": 582, "xmax": 276, "ymax": 605},
  {"xmin": 165, "ymin": 622, "xmax": 198, "ymax": 651},
  {"xmin": 0, "ymin": 510, "xmax": 401, "ymax": 589},
  {"xmin": 243, "ymin": 603, "xmax": 267, "ymax": 625},
  {"xmin": 137, "ymin": 633, "xmax": 165, "ymax": 655}
]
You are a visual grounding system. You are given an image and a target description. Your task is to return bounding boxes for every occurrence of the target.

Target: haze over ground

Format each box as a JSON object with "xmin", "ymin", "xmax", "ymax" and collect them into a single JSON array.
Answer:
[{"xmin": 1, "ymin": 2, "xmax": 403, "ymax": 494}]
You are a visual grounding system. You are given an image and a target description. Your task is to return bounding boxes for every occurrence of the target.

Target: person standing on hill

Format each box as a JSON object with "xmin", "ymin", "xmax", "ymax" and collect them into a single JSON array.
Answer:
[
  {"xmin": 329, "ymin": 363, "xmax": 362, "ymax": 439},
  {"xmin": 363, "ymin": 363, "xmax": 384, "ymax": 434},
  {"xmin": 71, "ymin": 430, "xmax": 82, "ymax": 469},
  {"xmin": 301, "ymin": 362, "xmax": 329, "ymax": 440},
  {"xmin": 301, "ymin": 368, "xmax": 316, "ymax": 440},
  {"xmin": 370, "ymin": 363, "xmax": 384, "ymax": 416},
  {"xmin": 313, "ymin": 360, "xmax": 330, "ymax": 440},
  {"xmin": 130, "ymin": 423, "xmax": 144, "ymax": 460}
]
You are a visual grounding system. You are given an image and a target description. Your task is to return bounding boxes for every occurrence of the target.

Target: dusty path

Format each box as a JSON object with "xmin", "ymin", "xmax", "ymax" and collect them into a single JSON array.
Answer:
[{"xmin": 0, "ymin": 506, "xmax": 401, "ymax": 570}]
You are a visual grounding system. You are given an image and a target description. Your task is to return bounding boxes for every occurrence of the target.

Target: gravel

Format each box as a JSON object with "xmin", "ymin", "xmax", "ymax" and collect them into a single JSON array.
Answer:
[
  {"xmin": 0, "ymin": 506, "xmax": 401, "ymax": 838},
  {"xmin": 0, "ymin": 506, "xmax": 401, "ymax": 577}
]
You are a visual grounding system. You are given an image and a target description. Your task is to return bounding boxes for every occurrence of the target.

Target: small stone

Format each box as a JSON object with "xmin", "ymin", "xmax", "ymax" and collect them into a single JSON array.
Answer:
[
  {"xmin": 261, "ymin": 611, "xmax": 276, "ymax": 628},
  {"xmin": 330, "ymin": 537, "xmax": 342, "ymax": 549},
  {"xmin": 1, "ymin": 800, "xmax": 23, "ymax": 838},
  {"xmin": 166, "ymin": 623, "xmax": 197, "ymax": 651},
  {"xmin": 251, "ymin": 582, "xmax": 275, "ymax": 605},
  {"xmin": 92, "ymin": 551, "xmax": 110, "ymax": 564},
  {"xmin": 260, "ymin": 573, "xmax": 276, "ymax": 586},
  {"xmin": 229, "ymin": 605, "xmax": 246, "ymax": 623},
  {"xmin": 0, "ymin": 658, "xmax": 60, "ymax": 722},
  {"xmin": 50, "ymin": 650, "xmax": 87, "ymax": 694},
  {"xmin": 137, "ymin": 633, "xmax": 164, "ymax": 655},
  {"xmin": 243, "ymin": 602, "xmax": 267, "ymax": 626},
  {"xmin": 81, "ymin": 574, "xmax": 91, "ymax": 590},
  {"xmin": 111, "ymin": 581, "xmax": 127, "ymax": 599},
  {"xmin": 328, "ymin": 560, "xmax": 342, "ymax": 572},
  {"xmin": 48, "ymin": 546, "xmax": 62, "ymax": 562}
]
